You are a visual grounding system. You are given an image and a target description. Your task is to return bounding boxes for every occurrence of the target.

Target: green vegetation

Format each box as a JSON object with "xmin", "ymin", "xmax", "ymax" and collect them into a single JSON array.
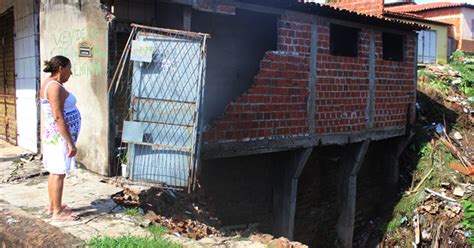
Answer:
[
  {"xmin": 449, "ymin": 51, "xmax": 474, "ymax": 97},
  {"xmin": 419, "ymin": 51, "xmax": 474, "ymax": 97},
  {"xmin": 88, "ymin": 225, "xmax": 181, "ymax": 248},
  {"xmin": 461, "ymin": 200, "xmax": 474, "ymax": 245},
  {"xmin": 124, "ymin": 208, "xmax": 141, "ymax": 216},
  {"xmin": 383, "ymin": 131, "xmax": 461, "ymax": 235}
]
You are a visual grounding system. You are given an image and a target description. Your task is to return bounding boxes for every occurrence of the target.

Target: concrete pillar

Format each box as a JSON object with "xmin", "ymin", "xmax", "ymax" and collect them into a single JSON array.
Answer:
[
  {"xmin": 383, "ymin": 131, "xmax": 415, "ymax": 195},
  {"xmin": 273, "ymin": 147, "xmax": 313, "ymax": 240},
  {"xmin": 336, "ymin": 140, "xmax": 370, "ymax": 248}
]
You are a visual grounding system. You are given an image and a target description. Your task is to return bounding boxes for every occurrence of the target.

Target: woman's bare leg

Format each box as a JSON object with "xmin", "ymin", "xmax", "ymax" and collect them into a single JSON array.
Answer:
[
  {"xmin": 48, "ymin": 174, "xmax": 54, "ymax": 211},
  {"xmin": 49, "ymin": 173, "xmax": 65, "ymax": 215}
]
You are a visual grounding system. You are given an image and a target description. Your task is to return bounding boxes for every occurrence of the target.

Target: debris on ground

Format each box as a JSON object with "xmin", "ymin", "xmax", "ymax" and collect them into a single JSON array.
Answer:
[
  {"xmin": 103, "ymin": 180, "xmax": 309, "ymax": 247},
  {"xmin": 1, "ymin": 153, "xmax": 46, "ymax": 183},
  {"xmin": 377, "ymin": 52, "xmax": 474, "ymax": 247},
  {"xmin": 109, "ymin": 185, "xmax": 222, "ymax": 240}
]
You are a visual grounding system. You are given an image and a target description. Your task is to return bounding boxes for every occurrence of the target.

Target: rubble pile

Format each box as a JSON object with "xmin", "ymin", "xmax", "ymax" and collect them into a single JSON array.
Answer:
[
  {"xmin": 415, "ymin": 188, "xmax": 471, "ymax": 245},
  {"xmin": 111, "ymin": 186, "xmax": 222, "ymax": 239},
  {"xmin": 379, "ymin": 53, "xmax": 474, "ymax": 247},
  {"xmin": 109, "ymin": 185, "xmax": 308, "ymax": 247},
  {"xmin": 426, "ymin": 123, "xmax": 474, "ymax": 177},
  {"xmin": 421, "ymin": 64, "xmax": 473, "ymax": 118}
]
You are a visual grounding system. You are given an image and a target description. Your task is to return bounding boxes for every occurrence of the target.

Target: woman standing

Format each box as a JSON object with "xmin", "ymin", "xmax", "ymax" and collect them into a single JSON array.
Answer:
[{"xmin": 40, "ymin": 55, "xmax": 81, "ymax": 221}]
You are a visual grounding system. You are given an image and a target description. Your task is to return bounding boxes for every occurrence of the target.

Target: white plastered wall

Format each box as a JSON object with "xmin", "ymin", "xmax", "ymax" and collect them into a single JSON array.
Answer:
[
  {"xmin": 1, "ymin": 0, "xmax": 40, "ymax": 153},
  {"xmin": 40, "ymin": 0, "xmax": 110, "ymax": 175},
  {"xmin": 461, "ymin": 8, "xmax": 474, "ymax": 41}
]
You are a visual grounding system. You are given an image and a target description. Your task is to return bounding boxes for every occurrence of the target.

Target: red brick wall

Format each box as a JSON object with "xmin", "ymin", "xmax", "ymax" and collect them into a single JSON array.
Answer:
[
  {"xmin": 315, "ymin": 25, "xmax": 370, "ymax": 133},
  {"xmin": 374, "ymin": 33, "xmax": 416, "ymax": 128},
  {"xmin": 203, "ymin": 12, "xmax": 416, "ymax": 144},
  {"xmin": 203, "ymin": 14, "xmax": 312, "ymax": 143},
  {"xmin": 461, "ymin": 39, "xmax": 474, "ymax": 53},
  {"xmin": 329, "ymin": 0, "xmax": 384, "ymax": 16}
]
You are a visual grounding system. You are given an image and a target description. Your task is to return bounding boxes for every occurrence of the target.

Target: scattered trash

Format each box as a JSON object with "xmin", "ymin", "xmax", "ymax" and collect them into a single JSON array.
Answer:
[
  {"xmin": 413, "ymin": 210, "xmax": 421, "ymax": 245},
  {"xmin": 6, "ymin": 217, "xmax": 19, "ymax": 225},
  {"xmin": 424, "ymin": 188, "xmax": 459, "ymax": 205},
  {"xmin": 452, "ymin": 187, "xmax": 465, "ymax": 197},
  {"xmin": 452, "ymin": 131, "xmax": 463, "ymax": 140},
  {"xmin": 450, "ymin": 161, "xmax": 474, "ymax": 176}
]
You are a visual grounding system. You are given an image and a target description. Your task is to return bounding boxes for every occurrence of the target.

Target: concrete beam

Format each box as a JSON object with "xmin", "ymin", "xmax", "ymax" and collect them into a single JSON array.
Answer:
[
  {"xmin": 202, "ymin": 128, "xmax": 405, "ymax": 159},
  {"xmin": 336, "ymin": 140, "xmax": 370, "ymax": 248},
  {"xmin": 273, "ymin": 147, "xmax": 313, "ymax": 240}
]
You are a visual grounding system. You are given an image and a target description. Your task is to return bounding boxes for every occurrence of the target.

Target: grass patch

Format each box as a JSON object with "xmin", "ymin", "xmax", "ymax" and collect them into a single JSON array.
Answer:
[
  {"xmin": 383, "ymin": 132, "xmax": 461, "ymax": 234},
  {"xmin": 88, "ymin": 225, "xmax": 181, "ymax": 248},
  {"xmin": 124, "ymin": 208, "xmax": 141, "ymax": 216},
  {"xmin": 461, "ymin": 200, "xmax": 474, "ymax": 245},
  {"xmin": 232, "ymin": 236, "xmax": 249, "ymax": 242}
]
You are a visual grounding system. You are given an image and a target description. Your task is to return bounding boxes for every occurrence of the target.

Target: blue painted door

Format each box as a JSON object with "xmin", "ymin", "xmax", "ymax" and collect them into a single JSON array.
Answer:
[{"xmin": 123, "ymin": 30, "xmax": 207, "ymax": 188}]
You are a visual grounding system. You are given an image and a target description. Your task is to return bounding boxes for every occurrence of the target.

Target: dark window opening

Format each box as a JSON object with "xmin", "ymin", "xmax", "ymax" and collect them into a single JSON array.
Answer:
[
  {"xmin": 329, "ymin": 24, "xmax": 359, "ymax": 57},
  {"xmin": 383, "ymin": 33, "xmax": 404, "ymax": 61}
]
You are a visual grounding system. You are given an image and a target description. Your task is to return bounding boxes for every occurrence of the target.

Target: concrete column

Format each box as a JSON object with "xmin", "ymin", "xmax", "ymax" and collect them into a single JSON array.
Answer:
[
  {"xmin": 183, "ymin": 6, "xmax": 192, "ymax": 31},
  {"xmin": 273, "ymin": 147, "xmax": 313, "ymax": 240},
  {"xmin": 383, "ymin": 131, "xmax": 414, "ymax": 195},
  {"xmin": 336, "ymin": 140, "xmax": 370, "ymax": 248}
]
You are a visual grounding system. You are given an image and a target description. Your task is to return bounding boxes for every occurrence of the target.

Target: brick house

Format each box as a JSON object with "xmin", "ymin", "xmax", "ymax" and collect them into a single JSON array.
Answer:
[
  {"xmin": 386, "ymin": 2, "xmax": 474, "ymax": 54},
  {"xmin": 383, "ymin": 10, "xmax": 451, "ymax": 64},
  {"xmin": 321, "ymin": 0, "xmax": 452, "ymax": 64},
  {"xmin": 2, "ymin": 0, "xmax": 423, "ymax": 245}
]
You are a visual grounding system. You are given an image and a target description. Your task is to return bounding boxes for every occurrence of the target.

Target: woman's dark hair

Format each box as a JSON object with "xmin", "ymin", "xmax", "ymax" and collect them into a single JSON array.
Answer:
[{"xmin": 43, "ymin": 55, "xmax": 70, "ymax": 73}]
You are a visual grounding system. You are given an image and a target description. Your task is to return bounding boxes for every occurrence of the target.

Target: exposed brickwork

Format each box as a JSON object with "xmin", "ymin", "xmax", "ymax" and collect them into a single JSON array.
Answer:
[
  {"xmin": 315, "ymin": 23, "xmax": 370, "ymax": 134},
  {"xmin": 329, "ymin": 0, "xmax": 384, "ymax": 16},
  {"xmin": 203, "ymin": 14, "xmax": 312, "ymax": 143},
  {"xmin": 203, "ymin": 11, "xmax": 417, "ymax": 144},
  {"xmin": 461, "ymin": 39, "xmax": 474, "ymax": 53},
  {"xmin": 373, "ymin": 33, "xmax": 416, "ymax": 129}
]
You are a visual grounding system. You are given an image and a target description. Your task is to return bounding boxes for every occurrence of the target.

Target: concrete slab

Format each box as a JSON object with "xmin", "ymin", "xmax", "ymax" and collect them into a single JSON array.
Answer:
[
  {"xmin": 0, "ymin": 141, "xmax": 151, "ymax": 245},
  {"xmin": 0, "ymin": 165, "xmax": 150, "ymax": 240}
]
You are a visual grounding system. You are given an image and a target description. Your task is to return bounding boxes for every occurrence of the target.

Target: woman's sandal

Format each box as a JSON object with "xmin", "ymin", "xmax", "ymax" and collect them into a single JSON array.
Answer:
[
  {"xmin": 52, "ymin": 210, "xmax": 79, "ymax": 222},
  {"xmin": 47, "ymin": 204, "xmax": 72, "ymax": 215}
]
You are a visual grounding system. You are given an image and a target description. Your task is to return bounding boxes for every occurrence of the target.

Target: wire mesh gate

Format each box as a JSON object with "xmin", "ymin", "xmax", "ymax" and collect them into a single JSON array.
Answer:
[{"xmin": 110, "ymin": 24, "xmax": 209, "ymax": 191}]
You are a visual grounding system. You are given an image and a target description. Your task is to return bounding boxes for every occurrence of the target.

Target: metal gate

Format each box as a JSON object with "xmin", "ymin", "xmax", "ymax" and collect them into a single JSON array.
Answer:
[
  {"xmin": 110, "ymin": 24, "xmax": 209, "ymax": 191},
  {"xmin": 0, "ymin": 9, "xmax": 17, "ymax": 145}
]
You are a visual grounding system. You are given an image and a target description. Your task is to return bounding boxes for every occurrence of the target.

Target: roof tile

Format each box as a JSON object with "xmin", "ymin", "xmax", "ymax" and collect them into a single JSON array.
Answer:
[{"xmin": 385, "ymin": 2, "xmax": 473, "ymax": 13}]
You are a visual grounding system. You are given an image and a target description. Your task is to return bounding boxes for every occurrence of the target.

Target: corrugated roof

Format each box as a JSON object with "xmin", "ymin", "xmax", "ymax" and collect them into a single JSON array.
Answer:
[
  {"xmin": 236, "ymin": 0, "xmax": 427, "ymax": 31},
  {"xmin": 385, "ymin": 2, "xmax": 474, "ymax": 13}
]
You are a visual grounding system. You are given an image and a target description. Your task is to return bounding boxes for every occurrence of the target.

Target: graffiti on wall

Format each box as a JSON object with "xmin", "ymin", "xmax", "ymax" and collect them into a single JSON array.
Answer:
[{"xmin": 49, "ymin": 27, "xmax": 106, "ymax": 77}]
